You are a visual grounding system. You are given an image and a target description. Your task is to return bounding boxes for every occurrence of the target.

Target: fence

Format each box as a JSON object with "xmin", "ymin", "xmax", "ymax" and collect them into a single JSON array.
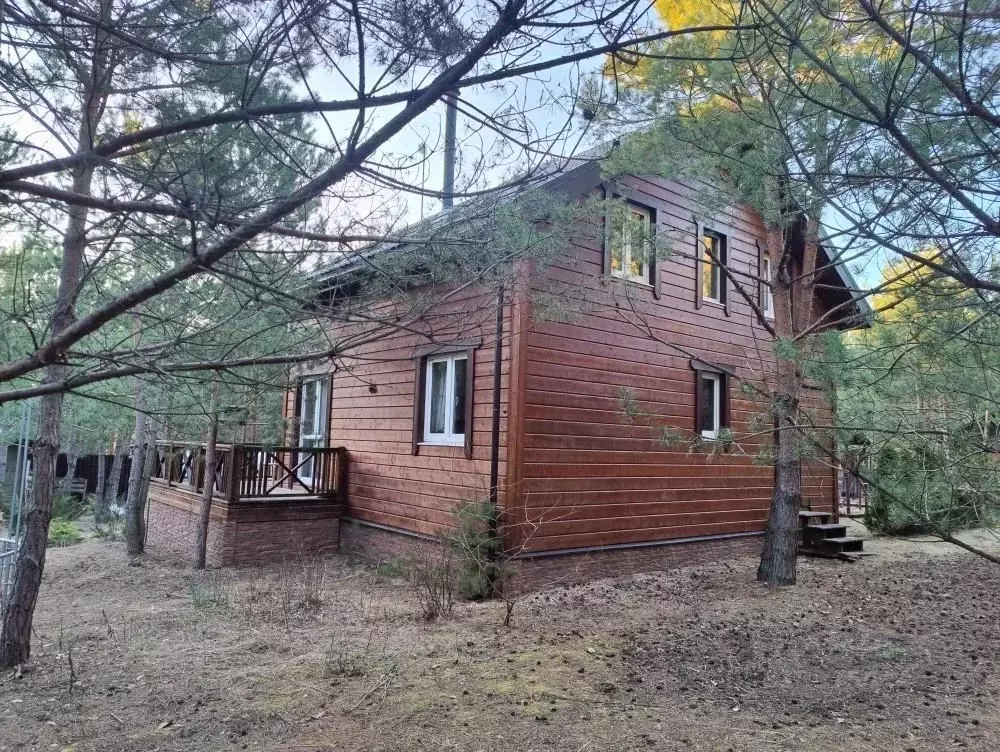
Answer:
[{"xmin": 0, "ymin": 538, "xmax": 16, "ymax": 612}]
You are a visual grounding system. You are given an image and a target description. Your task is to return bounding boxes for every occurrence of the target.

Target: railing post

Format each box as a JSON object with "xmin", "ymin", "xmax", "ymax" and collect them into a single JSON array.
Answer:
[
  {"xmin": 195, "ymin": 446, "xmax": 205, "ymax": 492},
  {"xmin": 336, "ymin": 447, "xmax": 348, "ymax": 501},
  {"xmin": 226, "ymin": 445, "xmax": 243, "ymax": 502}
]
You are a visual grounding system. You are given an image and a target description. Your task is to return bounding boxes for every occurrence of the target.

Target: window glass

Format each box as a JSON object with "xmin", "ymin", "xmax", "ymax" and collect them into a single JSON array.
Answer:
[
  {"xmin": 699, "ymin": 373, "xmax": 719, "ymax": 438},
  {"xmin": 702, "ymin": 234, "xmax": 721, "ymax": 301},
  {"xmin": 299, "ymin": 378, "xmax": 327, "ymax": 481},
  {"xmin": 429, "ymin": 360, "xmax": 448, "ymax": 434},
  {"xmin": 452, "ymin": 357, "xmax": 467, "ymax": 435},
  {"xmin": 423, "ymin": 354, "xmax": 469, "ymax": 445},
  {"xmin": 300, "ymin": 378, "xmax": 327, "ymax": 438},
  {"xmin": 302, "ymin": 382, "xmax": 318, "ymax": 433},
  {"xmin": 611, "ymin": 203, "xmax": 651, "ymax": 283},
  {"xmin": 762, "ymin": 255, "xmax": 774, "ymax": 316}
]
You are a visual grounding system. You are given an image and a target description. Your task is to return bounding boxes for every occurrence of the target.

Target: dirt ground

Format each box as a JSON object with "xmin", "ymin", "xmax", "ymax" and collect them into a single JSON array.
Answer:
[{"xmin": 1, "ymin": 524, "xmax": 999, "ymax": 752}]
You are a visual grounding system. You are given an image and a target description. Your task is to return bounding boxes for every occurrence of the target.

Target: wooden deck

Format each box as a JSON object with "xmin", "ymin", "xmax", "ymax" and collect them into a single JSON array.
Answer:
[
  {"xmin": 146, "ymin": 442, "xmax": 348, "ymax": 566},
  {"xmin": 151, "ymin": 442, "xmax": 348, "ymax": 502}
]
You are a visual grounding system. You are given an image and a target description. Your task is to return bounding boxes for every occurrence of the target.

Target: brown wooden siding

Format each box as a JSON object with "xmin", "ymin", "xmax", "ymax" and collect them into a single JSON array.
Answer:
[
  {"xmin": 517, "ymin": 174, "xmax": 837, "ymax": 553},
  {"xmin": 287, "ymin": 172, "xmax": 841, "ymax": 554},
  {"xmin": 322, "ymin": 287, "xmax": 513, "ymax": 537}
]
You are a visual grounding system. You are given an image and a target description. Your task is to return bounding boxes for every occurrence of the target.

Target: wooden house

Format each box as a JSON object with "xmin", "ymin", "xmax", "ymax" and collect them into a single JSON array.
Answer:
[{"xmin": 146, "ymin": 154, "xmax": 867, "ymax": 580}]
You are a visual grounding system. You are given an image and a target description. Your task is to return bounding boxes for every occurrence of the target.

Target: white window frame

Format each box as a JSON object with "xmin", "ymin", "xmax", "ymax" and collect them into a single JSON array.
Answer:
[
  {"xmin": 702, "ymin": 231, "xmax": 724, "ymax": 303},
  {"xmin": 298, "ymin": 376, "xmax": 328, "ymax": 484},
  {"xmin": 422, "ymin": 353, "xmax": 467, "ymax": 446},
  {"xmin": 761, "ymin": 254, "xmax": 774, "ymax": 318},
  {"xmin": 700, "ymin": 372, "xmax": 721, "ymax": 440},
  {"xmin": 611, "ymin": 204, "xmax": 652, "ymax": 284}
]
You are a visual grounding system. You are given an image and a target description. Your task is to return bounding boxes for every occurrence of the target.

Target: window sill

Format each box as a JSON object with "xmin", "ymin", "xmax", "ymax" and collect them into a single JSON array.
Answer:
[
  {"xmin": 702, "ymin": 298, "xmax": 726, "ymax": 308},
  {"xmin": 610, "ymin": 274, "xmax": 654, "ymax": 289},
  {"xmin": 418, "ymin": 440, "xmax": 465, "ymax": 448}
]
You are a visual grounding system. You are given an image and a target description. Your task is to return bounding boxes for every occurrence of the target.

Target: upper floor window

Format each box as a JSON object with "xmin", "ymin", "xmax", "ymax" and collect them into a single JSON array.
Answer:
[
  {"xmin": 701, "ymin": 230, "xmax": 727, "ymax": 304},
  {"xmin": 610, "ymin": 203, "xmax": 653, "ymax": 284},
  {"xmin": 761, "ymin": 253, "xmax": 774, "ymax": 318},
  {"xmin": 423, "ymin": 353, "xmax": 468, "ymax": 446}
]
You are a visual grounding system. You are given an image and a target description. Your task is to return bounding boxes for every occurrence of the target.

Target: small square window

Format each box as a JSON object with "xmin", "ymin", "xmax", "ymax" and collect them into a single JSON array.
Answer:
[
  {"xmin": 702, "ymin": 231, "xmax": 726, "ymax": 303},
  {"xmin": 423, "ymin": 353, "xmax": 468, "ymax": 445},
  {"xmin": 761, "ymin": 253, "xmax": 774, "ymax": 318},
  {"xmin": 698, "ymin": 372, "xmax": 721, "ymax": 439},
  {"xmin": 610, "ymin": 203, "xmax": 653, "ymax": 284}
]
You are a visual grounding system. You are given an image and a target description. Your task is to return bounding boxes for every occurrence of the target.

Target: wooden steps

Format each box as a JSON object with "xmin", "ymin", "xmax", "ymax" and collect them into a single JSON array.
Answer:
[{"xmin": 798, "ymin": 509, "xmax": 867, "ymax": 561}]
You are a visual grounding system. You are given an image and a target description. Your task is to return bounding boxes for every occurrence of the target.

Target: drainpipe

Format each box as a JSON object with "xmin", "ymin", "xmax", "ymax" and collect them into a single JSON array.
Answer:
[
  {"xmin": 487, "ymin": 283, "xmax": 504, "ymax": 596},
  {"xmin": 488, "ymin": 284, "xmax": 504, "ymax": 506}
]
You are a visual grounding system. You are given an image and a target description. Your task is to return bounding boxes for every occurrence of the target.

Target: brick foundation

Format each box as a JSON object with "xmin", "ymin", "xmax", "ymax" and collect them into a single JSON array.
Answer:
[
  {"xmin": 513, "ymin": 533, "xmax": 763, "ymax": 591},
  {"xmin": 146, "ymin": 484, "xmax": 229, "ymax": 566},
  {"xmin": 146, "ymin": 480, "xmax": 342, "ymax": 566},
  {"xmin": 150, "ymin": 490, "xmax": 760, "ymax": 583},
  {"xmin": 339, "ymin": 517, "xmax": 762, "ymax": 589},
  {"xmin": 339, "ymin": 518, "xmax": 439, "ymax": 565}
]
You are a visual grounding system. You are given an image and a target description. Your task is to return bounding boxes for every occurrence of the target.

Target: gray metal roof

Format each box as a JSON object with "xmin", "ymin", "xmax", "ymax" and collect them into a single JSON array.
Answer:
[{"xmin": 314, "ymin": 143, "xmax": 613, "ymax": 284}]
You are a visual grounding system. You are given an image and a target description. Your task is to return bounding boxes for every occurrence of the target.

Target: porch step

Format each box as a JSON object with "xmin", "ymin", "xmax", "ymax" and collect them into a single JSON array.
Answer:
[
  {"xmin": 804, "ymin": 522, "xmax": 845, "ymax": 532},
  {"xmin": 799, "ymin": 510, "xmax": 831, "ymax": 523},
  {"xmin": 816, "ymin": 536, "xmax": 865, "ymax": 554},
  {"xmin": 797, "ymin": 510, "xmax": 867, "ymax": 560},
  {"xmin": 798, "ymin": 546, "xmax": 870, "ymax": 562},
  {"xmin": 803, "ymin": 523, "xmax": 847, "ymax": 541}
]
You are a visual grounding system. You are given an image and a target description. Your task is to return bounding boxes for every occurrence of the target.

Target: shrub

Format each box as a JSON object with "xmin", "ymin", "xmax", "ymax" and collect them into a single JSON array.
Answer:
[
  {"xmin": 52, "ymin": 493, "xmax": 90, "ymax": 521},
  {"xmin": 48, "ymin": 518, "xmax": 84, "ymax": 546},
  {"xmin": 375, "ymin": 558, "xmax": 407, "ymax": 579},
  {"xmin": 865, "ymin": 444, "xmax": 1000, "ymax": 535},
  {"xmin": 188, "ymin": 571, "xmax": 232, "ymax": 610},
  {"xmin": 93, "ymin": 516, "xmax": 124, "ymax": 541},
  {"xmin": 451, "ymin": 500, "xmax": 500, "ymax": 600},
  {"xmin": 408, "ymin": 536, "xmax": 457, "ymax": 620},
  {"xmin": 407, "ymin": 500, "xmax": 525, "ymax": 624}
]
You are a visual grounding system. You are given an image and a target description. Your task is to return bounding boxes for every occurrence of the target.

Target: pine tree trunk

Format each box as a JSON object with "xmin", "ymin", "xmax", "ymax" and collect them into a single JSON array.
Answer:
[
  {"xmin": 125, "ymin": 393, "xmax": 148, "ymax": 556},
  {"xmin": 0, "ymin": 391, "xmax": 62, "ymax": 667},
  {"xmin": 94, "ymin": 445, "xmax": 107, "ymax": 522},
  {"xmin": 0, "ymin": 0, "xmax": 114, "ymax": 669},
  {"xmin": 58, "ymin": 438, "xmax": 79, "ymax": 500},
  {"xmin": 755, "ymin": 207, "xmax": 822, "ymax": 587},
  {"xmin": 757, "ymin": 395, "xmax": 802, "ymax": 585},
  {"xmin": 101, "ymin": 442, "xmax": 126, "ymax": 522},
  {"xmin": 194, "ymin": 381, "xmax": 220, "ymax": 569},
  {"xmin": 137, "ymin": 420, "xmax": 159, "ymax": 549}
]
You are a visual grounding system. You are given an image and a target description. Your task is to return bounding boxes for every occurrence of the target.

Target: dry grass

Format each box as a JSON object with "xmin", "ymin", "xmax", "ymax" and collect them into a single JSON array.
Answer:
[{"xmin": 0, "ymin": 530, "xmax": 998, "ymax": 751}]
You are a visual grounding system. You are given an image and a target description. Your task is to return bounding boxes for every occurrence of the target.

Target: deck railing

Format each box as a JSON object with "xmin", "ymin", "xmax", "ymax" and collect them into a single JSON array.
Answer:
[{"xmin": 151, "ymin": 442, "xmax": 347, "ymax": 502}]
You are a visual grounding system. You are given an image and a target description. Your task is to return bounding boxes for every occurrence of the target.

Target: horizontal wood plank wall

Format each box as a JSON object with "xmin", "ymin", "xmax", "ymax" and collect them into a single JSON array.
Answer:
[
  {"xmin": 519, "ymin": 174, "xmax": 837, "ymax": 553},
  {"xmin": 320, "ymin": 286, "xmax": 512, "ymax": 537}
]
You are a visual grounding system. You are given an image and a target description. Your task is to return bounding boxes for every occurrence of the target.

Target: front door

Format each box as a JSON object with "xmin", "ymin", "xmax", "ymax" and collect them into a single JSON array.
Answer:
[{"xmin": 298, "ymin": 377, "xmax": 328, "ymax": 487}]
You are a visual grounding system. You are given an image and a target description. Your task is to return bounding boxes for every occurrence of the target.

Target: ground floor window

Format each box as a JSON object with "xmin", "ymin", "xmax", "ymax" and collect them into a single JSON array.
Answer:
[
  {"xmin": 693, "ymin": 361, "xmax": 731, "ymax": 440},
  {"xmin": 298, "ymin": 376, "xmax": 328, "ymax": 482},
  {"xmin": 423, "ymin": 353, "xmax": 468, "ymax": 445},
  {"xmin": 698, "ymin": 372, "xmax": 721, "ymax": 439}
]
